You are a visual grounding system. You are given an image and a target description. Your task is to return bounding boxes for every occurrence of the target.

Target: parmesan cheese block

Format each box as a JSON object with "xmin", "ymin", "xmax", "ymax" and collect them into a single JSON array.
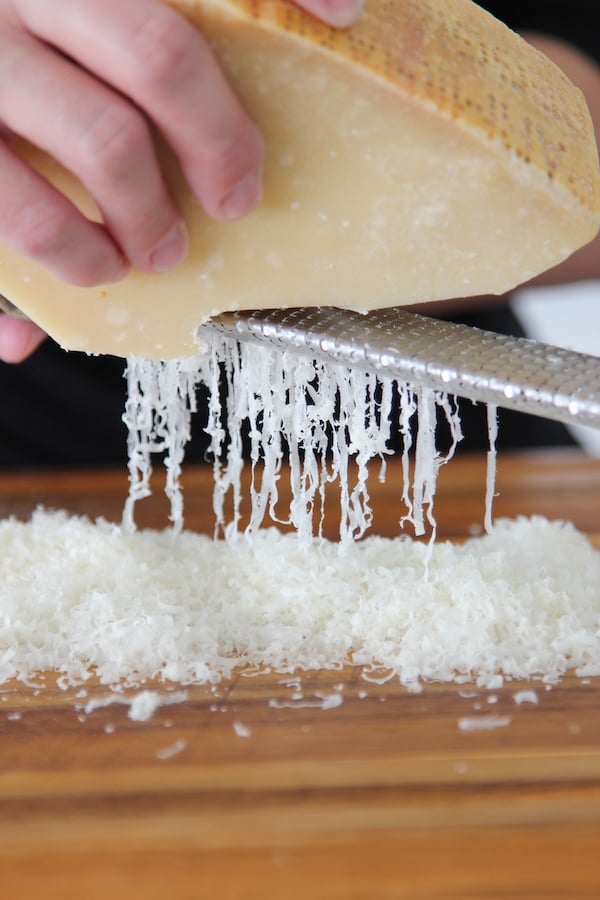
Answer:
[{"xmin": 1, "ymin": 0, "xmax": 599, "ymax": 358}]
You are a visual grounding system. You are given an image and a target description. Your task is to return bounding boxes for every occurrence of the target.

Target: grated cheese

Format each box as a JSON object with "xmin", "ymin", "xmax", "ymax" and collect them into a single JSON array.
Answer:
[
  {"xmin": 122, "ymin": 336, "xmax": 484, "ymax": 541},
  {"xmin": 458, "ymin": 715, "xmax": 512, "ymax": 731},
  {"xmin": 78, "ymin": 689, "xmax": 188, "ymax": 720},
  {"xmin": 1, "ymin": 511, "xmax": 598, "ymax": 690},
  {"xmin": 268, "ymin": 693, "xmax": 344, "ymax": 711},
  {"xmin": 1, "ymin": 337, "xmax": 597, "ymax": 693},
  {"xmin": 232, "ymin": 721, "xmax": 252, "ymax": 737},
  {"xmin": 513, "ymin": 690, "xmax": 539, "ymax": 706},
  {"xmin": 122, "ymin": 355, "xmax": 208, "ymax": 533},
  {"xmin": 485, "ymin": 404, "xmax": 498, "ymax": 534},
  {"xmin": 156, "ymin": 739, "xmax": 187, "ymax": 760}
]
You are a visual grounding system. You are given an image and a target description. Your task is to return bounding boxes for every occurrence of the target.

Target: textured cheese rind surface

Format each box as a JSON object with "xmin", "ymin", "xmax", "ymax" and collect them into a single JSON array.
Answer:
[{"xmin": 1, "ymin": 0, "xmax": 599, "ymax": 358}]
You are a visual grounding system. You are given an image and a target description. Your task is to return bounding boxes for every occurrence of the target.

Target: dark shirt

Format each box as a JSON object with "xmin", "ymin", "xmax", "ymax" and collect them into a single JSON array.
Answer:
[{"xmin": 0, "ymin": 1, "xmax": 595, "ymax": 468}]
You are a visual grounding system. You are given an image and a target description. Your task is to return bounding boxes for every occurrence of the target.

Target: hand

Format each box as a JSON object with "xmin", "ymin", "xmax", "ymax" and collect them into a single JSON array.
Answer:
[{"xmin": 0, "ymin": 0, "xmax": 363, "ymax": 362}]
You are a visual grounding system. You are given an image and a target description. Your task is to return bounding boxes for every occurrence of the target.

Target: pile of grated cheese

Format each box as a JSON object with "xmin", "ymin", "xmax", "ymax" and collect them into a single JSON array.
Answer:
[
  {"xmin": 1, "ymin": 336, "xmax": 599, "ymax": 691},
  {"xmin": 1, "ymin": 511, "xmax": 598, "ymax": 690}
]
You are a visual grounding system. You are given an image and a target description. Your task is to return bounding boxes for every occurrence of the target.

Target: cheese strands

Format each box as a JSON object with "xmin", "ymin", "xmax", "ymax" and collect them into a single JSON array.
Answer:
[{"xmin": 1, "ymin": 0, "xmax": 599, "ymax": 358}]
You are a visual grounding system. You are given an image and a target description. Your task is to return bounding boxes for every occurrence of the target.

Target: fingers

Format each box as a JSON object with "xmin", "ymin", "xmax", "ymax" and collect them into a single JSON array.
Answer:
[
  {"xmin": 0, "ymin": 23, "xmax": 188, "ymax": 276},
  {"xmin": 14, "ymin": 0, "xmax": 265, "ymax": 222},
  {"xmin": 0, "ymin": 138, "xmax": 129, "ymax": 286},
  {"xmin": 0, "ymin": 314, "xmax": 47, "ymax": 363},
  {"xmin": 293, "ymin": 0, "xmax": 365, "ymax": 27},
  {"xmin": 0, "ymin": 0, "xmax": 362, "ymax": 292}
]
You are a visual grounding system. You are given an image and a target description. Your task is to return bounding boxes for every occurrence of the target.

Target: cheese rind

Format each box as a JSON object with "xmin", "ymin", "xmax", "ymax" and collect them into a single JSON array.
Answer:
[{"xmin": 1, "ymin": 0, "xmax": 599, "ymax": 358}]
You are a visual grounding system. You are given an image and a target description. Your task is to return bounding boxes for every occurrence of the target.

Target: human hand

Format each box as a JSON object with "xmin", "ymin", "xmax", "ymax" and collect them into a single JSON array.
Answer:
[{"xmin": 0, "ymin": 0, "xmax": 364, "ymax": 362}]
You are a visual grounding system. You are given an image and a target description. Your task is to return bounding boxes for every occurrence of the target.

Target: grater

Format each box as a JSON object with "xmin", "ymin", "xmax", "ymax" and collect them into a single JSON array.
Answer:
[
  {"xmin": 201, "ymin": 306, "xmax": 600, "ymax": 431},
  {"xmin": 3, "ymin": 293, "xmax": 599, "ymax": 429}
]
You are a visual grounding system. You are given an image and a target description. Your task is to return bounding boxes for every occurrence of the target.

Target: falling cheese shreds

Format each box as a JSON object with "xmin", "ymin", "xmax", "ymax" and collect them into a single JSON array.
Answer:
[
  {"xmin": 122, "ymin": 337, "xmax": 488, "ymax": 541},
  {"xmin": 1, "ymin": 510, "xmax": 599, "ymax": 690}
]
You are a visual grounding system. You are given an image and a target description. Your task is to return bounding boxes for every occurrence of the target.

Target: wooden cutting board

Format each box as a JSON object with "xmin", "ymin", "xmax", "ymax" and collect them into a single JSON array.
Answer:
[{"xmin": 0, "ymin": 450, "xmax": 599, "ymax": 899}]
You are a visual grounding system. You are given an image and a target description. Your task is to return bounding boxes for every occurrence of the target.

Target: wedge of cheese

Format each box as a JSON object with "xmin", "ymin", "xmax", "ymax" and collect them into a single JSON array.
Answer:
[{"xmin": 1, "ymin": 0, "xmax": 599, "ymax": 358}]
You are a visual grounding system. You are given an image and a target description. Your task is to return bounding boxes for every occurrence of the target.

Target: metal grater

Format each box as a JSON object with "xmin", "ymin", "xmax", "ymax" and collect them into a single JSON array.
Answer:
[
  {"xmin": 3, "ymin": 293, "xmax": 599, "ymax": 429},
  {"xmin": 202, "ymin": 306, "xmax": 600, "ymax": 431}
]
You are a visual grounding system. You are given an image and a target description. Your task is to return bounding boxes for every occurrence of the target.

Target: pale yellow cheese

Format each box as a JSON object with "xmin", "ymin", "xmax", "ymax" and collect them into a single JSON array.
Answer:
[{"xmin": 1, "ymin": 0, "xmax": 599, "ymax": 358}]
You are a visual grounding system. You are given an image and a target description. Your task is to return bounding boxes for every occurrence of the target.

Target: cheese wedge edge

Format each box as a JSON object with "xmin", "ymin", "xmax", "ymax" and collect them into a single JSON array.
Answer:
[{"xmin": 0, "ymin": 0, "xmax": 598, "ymax": 359}]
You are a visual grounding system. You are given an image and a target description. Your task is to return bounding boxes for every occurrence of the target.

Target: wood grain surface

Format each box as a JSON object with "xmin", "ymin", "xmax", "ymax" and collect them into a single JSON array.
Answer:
[{"xmin": 1, "ymin": 449, "xmax": 599, "ymax": 899}]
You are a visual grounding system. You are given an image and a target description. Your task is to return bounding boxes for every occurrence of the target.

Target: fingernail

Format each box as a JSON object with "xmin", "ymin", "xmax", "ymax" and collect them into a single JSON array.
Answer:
[
  {"xmin": 221, "ymin": 172, "xmax": 263, "ymax": 221},
  {"xmin": 150, "ymin": 221, "xmax": 188, "ymax": 273}
]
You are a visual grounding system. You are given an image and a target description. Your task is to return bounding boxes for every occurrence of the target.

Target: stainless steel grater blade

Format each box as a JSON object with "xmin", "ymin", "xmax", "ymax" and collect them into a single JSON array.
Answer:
[
  {"xmin": 4, "ymin": 291, "xmax": 599, "ymax": 430},
  {"xmin": 202, "ymin": 307, "xmax": 600, "ymax": 431}
]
